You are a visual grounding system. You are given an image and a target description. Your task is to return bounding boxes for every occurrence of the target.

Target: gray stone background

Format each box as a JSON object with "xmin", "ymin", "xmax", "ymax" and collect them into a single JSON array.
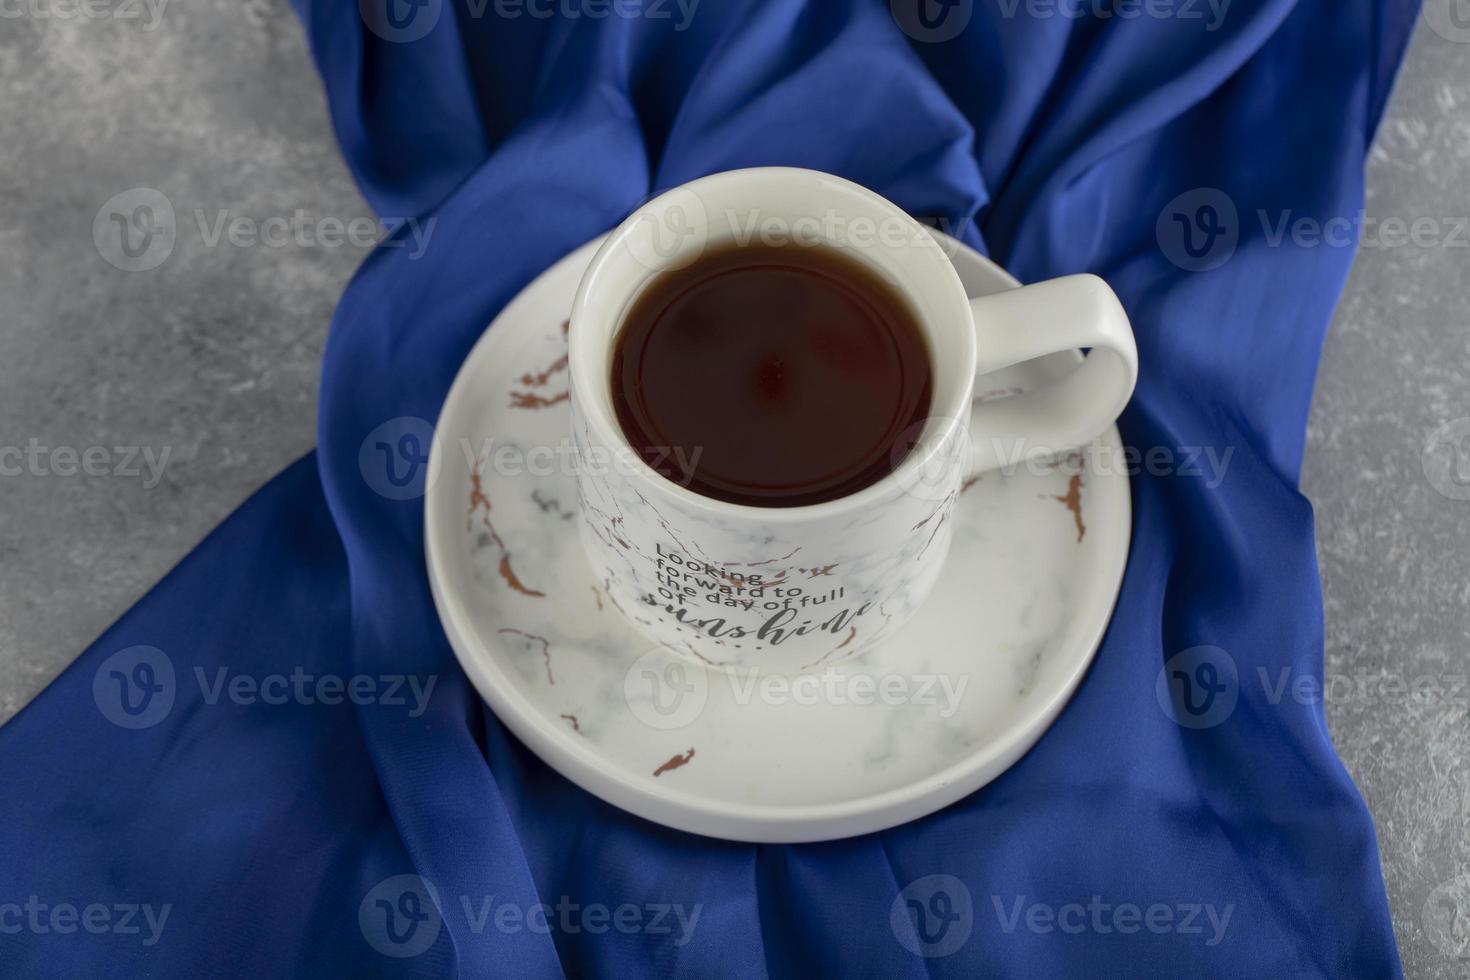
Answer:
[{"xmin": 0, "ymin": 1, "xmax": 1465, "ymax": 974}]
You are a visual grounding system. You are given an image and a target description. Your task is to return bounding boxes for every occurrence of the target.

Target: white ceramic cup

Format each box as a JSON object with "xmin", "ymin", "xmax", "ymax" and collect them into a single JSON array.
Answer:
[{"xmin": 569, "ymin": 167, "xmax": 1137, "ymax": 671}]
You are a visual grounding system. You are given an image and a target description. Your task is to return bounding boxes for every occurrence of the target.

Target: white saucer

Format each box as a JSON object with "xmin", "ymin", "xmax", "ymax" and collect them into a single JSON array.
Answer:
[{"xmin": 426, "ymin": 233, "xmax": 1131, "ymax": 843}]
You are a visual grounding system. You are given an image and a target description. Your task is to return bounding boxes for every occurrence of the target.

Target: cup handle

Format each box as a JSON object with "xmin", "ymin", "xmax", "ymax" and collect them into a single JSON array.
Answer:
[{"xmin": 964, "ymin": 274, "xmax": 1138, "ymax": 476}]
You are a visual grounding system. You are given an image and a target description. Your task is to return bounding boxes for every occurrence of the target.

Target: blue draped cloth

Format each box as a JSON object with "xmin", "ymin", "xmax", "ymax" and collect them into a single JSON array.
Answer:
[{"xmin": 0, "ymin": 0, "xmax": 1419, "ymax": 975}]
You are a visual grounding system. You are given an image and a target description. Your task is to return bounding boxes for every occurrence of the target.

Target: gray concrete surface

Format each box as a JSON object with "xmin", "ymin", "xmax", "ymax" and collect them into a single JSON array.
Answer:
[
  {"xmin": 0, "ymin": 2, "xmax": 1465, "ymax": 975},
  {"xmin": 1300, "ymin": 16, "xmax": 1470, "ymax": 977}
]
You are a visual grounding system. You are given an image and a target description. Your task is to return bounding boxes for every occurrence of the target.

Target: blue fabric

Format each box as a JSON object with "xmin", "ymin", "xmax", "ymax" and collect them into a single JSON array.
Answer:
[{"xmin": 0, "ymin": 0, "xmax": 1419, "ymax": 975}]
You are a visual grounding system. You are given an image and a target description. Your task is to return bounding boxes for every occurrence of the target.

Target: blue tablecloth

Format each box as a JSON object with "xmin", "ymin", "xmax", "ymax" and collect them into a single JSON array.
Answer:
[{"xmin": 0, "ymin": 0, "xmax": 1418, "ymax": 975}]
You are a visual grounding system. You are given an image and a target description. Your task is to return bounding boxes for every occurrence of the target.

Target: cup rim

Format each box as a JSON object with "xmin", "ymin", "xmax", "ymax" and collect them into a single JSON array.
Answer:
[{"xmin": 568, "ymin": 166, "xmax": 976, "ymax": 522}]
